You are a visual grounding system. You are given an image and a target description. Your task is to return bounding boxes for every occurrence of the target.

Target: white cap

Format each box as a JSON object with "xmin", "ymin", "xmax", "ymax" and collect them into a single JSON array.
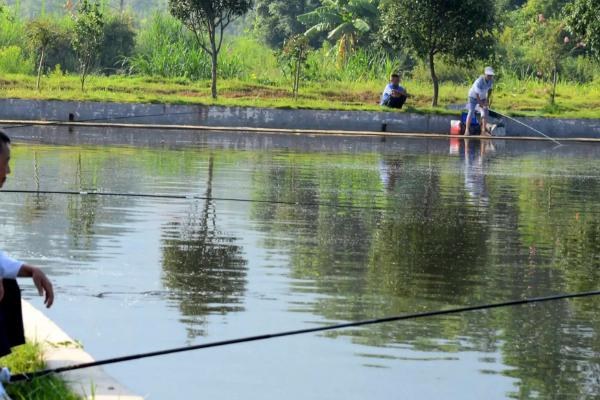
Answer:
[{"xmin": 484, "ymin": 66, "xmax": 495, "ymax": 76}]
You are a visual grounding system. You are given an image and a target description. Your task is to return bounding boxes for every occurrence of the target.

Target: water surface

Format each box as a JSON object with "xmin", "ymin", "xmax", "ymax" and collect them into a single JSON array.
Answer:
[{"xmin": 1, "ymin": 132, "xmax": 600, "ymax": 399}]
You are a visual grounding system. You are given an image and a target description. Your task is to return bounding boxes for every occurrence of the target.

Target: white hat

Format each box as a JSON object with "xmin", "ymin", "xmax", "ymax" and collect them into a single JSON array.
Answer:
[{"xmin": 484, "ymin": 66, "xmax": 495, "ymax": 76}]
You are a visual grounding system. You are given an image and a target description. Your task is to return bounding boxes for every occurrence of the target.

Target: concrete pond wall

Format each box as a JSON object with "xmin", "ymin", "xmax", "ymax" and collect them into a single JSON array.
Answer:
[{"xmin": 0, "ymin": 98, "xmax": 598, "ymax": 138}]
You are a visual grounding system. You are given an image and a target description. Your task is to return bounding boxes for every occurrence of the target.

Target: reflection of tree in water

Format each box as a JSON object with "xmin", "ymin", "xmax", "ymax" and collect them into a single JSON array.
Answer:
[
  {"xmin": 67, "ymin": 154, "xmax": 100, "ymax": 249},
  {"xmin": 18, "ymin": 152, "xmax": 52, "ymax": 224},
  {"xmin": 162, "ymin": 156, "xmax": 247, "ymax": 338}
]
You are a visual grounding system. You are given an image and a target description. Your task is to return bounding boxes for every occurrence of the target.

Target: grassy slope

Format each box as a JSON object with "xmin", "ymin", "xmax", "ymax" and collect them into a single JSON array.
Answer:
[
  {"xmin": 0, "ymin": 343, "xmax": 79, "ymax": 400},
  {"xmin": 1, "ymin": 73, "xmax": 599, "ymax": 119}
]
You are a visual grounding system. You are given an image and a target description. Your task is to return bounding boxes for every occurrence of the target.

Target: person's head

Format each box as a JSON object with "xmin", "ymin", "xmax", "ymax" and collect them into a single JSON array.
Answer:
[
  {"xmin": 390, "ymin": 73, "xmax": 400, "ymax": 85},
  {"xmin": 0, "ymin": 130, "xmax": 11, "ymax": 188},
  {"xmin": 484, "ymin": 66, "xmax": 495, "ymax": 81}
]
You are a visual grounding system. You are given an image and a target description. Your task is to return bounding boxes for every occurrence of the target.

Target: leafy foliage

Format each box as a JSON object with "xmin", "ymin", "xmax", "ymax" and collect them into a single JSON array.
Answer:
[
  {"xmin": 564, "ymin": 0, "xmax": 600, "ymax": 60},
  {"xmin": 168, "ymin": 0, "xmax": 253, "ymax": 98},
  {"xmin": 381, "ymin": 0, "xmax": 496, "ymax": 106},
  {"xmin": 298, "ymin": 0, "xmax": 379, "ymax": 65},
  {"xmin": 278, "ymin": 34, "xmax": 311, "ymax": 97},
  {"xmin": 254, "ymin": 0, "xmax": 322, "ymax": 48},
  {"xmin": 128, "ymin": 12, "xmax": 244, "ymax": 79},
  {"xmin": 99, "ymin": 14, "xmax": 136, "ymax": 74},
  {"xmin": 27, "ymin": 18, "xmax": 64, "ymax": 89},
  {"xmin": 0, "ymin": 45, "xmax": 33, "ymax": 73},
  {"xmin": 72, "ymin": 0, "xmax": 105, "ymax": 90}
]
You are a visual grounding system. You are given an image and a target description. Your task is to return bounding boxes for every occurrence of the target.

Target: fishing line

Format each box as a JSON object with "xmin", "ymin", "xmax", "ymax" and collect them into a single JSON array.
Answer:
[
  {"xmin": 9, "ymin": 289, "xmax": 600, "ymax": 383},
  {"xmin": 490, "ymin": 109, "xmax": 562, "ymax": 146}
]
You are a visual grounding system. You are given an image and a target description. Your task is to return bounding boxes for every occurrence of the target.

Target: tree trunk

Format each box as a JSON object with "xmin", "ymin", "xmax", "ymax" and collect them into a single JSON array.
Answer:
[
  {"xmin": 429, "ymin": 51, "xmax": 439, "ymax": 107},
  {"xmin": 81, "ymin": 62, "xmax": 87, "ymax": 91},
  {"xmin": 36, "ymin": 48, "xmax": 45, "ymax": 91},
  {"xmin": 551, "ymin": 66, "xmax": 558, "ymax": 106},
  {"xmin": 294, "ymin": 58, "xmax": 301, "ymax": 99},
  {"xmin": 210, "ymin": 49, "xmax": 218, "ymax": 100}
]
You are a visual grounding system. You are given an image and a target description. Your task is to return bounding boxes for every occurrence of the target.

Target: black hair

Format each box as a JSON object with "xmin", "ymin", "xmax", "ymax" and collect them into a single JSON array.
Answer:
[
  {"xmin": 0, "ymin": 131, "xmax": 9, "ymax": 154},
  {"xmin": 390, "ymin": 73, "xmax": 400, "ymax": 79}
]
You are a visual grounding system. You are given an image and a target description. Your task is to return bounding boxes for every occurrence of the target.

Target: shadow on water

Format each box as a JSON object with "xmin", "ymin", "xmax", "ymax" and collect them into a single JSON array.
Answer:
[{"xmin": 161, "ymin": 155, "xmax": 248, "ymax": 338}]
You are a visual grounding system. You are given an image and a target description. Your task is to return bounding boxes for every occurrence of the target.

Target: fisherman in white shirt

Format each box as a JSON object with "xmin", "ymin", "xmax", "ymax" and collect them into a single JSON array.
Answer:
[
  {"xmin": 0, "ymin": 131, "xmax": 54, "ymax": 396},
  {"xmin": 465, "ymin": 67, "xmax": 495, "ymax": 136}
]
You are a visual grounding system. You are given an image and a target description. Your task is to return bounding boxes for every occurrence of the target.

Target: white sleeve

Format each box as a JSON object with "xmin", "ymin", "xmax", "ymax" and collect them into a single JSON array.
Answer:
[{"xmin": 0, "ymin": 251, "xmax": 24, "ymax": 279}]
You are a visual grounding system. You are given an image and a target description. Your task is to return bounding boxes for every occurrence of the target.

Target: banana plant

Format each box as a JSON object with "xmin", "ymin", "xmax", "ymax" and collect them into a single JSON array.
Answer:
[{"xmin": 298, "ymin": 0, "xmax": 378, "ymax": 66}]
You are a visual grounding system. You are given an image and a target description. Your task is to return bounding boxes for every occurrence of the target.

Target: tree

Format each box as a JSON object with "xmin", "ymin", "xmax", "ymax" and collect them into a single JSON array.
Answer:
[
  {"xmin": 527, "ymin": 19, "xmax": 572, "ymax": 105},
  {"xmin": 254, "ymin": 0, "xmax": 322, "ymax": 48},
  {"xmin": 278, "ymin": 34, "xmax": 311, "ymax": 99},
  {"xmin": 564, "ymin": 0, "xmax": 600, "ymax": 59},
  {"xmin": 381, "ymin": 0, "xmax": 496, "ymax": 107},
  {"xmin": 169, "ymin": 0, "xmax": 253, "ymax": 99},
  {"xmin": 298, "ymin": 0, "xmax": 378, "ymax": 65},
  {"xmin": 72, "ymin": 0, "xmax": 104, "ymax": 90},
  {"xmin": 27, "ymin": 19, "xmax": 60, "ymax": 91}
]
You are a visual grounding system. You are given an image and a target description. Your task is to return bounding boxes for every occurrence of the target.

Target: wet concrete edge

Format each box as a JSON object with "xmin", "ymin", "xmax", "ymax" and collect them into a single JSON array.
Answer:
[
  {"xmin": 0, "ymin": 98, "xmax": 598, "ymax": 138},
  {"xmin": 21, "ymin": 301, "xmax": 144, "ymax": 400}
]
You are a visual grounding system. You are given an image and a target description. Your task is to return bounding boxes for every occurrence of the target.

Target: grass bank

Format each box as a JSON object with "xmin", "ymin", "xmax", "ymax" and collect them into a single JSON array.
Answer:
[
  {"xmin": 1, "ymin": 73, "xmax": 599, "ymax": 119},
  {"xmin": 0, "ymin": 343, "xmax": 79, "ymax": 400}
]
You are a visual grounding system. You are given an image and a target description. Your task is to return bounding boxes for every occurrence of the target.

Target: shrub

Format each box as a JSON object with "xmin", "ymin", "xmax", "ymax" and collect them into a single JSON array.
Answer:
[
  {"xmin": 0, "ymin": 10, "xmax": 26, "ymax": 48},
  {"xmin": 411, "ymin": 59, "xmax": 480, "ymax": 84},
  {"xmin": 129, "ymin": 12, "xmax": 245, "ymax": 80},
  {"xmin": 99, "ymin": 14, "xmax": 136, "ymax": 74},
  {"xmin": 0, "ymin": 45, "xmax": 34, "ymax": 74}
]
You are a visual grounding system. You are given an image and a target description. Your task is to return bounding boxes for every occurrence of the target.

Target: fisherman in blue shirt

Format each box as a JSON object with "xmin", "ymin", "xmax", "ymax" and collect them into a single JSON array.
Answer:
[
  {"xmin": 465, "ymin": 67, "xmax": 495, "ymax": 136},
  {"xmin": 381, "ymin": 73, "xmax": 408, "ymax": 109}
]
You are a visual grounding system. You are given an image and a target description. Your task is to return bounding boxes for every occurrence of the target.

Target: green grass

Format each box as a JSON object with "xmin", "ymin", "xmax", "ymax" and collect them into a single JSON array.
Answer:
[
  {"xmin": 0, "ymin": 343, "xmax": 80, "ymax": 400},
  {"xmin": 1, "ymin": 72, "xmax": 599, "ymax": 119}
]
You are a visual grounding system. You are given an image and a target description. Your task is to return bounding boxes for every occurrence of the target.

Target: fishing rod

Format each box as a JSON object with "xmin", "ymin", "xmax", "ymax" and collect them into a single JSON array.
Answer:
[
  {"xmin": 0, "ymin": 110, "xmax": 206, "ymax": 130},
  {"xmin": 0, "ymin": 189, "xmax": 390, "ymax": 211},
  {"xmin": 8, "ymin": 289, "xmax": 600, "ymax": 383},
  {"xmin": 490, "ymin": 109, "xmax": 562, "ymax": 146}
]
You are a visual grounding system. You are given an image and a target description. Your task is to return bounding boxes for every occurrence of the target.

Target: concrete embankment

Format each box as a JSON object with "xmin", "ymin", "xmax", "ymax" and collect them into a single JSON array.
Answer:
[
  {"xmin": 21, "ymin": 301, "xmax": 143, "ymax": 400},
  {"xmin": 0, "ymin": 98, "xmax": 599, "ymax": 138}
]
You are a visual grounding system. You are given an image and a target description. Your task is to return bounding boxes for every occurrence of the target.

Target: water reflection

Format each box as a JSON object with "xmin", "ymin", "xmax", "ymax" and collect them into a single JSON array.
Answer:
[
  {"xmin": 2, "ymin": 139, "xmax": 600, "ymax": 399},
  {"xmin": 461, "ymin": 139, "xmax": 495, "ymax": 207},
  {"xmin": 248, "ymin": 143, "xmax": 600, "ymax": 398},
  {"xmin": 161, "ymin": 155, "xmax": 247, "ymax": 338}
]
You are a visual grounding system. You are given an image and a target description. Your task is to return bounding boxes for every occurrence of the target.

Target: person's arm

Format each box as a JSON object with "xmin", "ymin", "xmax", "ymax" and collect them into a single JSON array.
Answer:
[
  {"xmin": 18, "ymin": 265, "xmax": 54, "ymax": 308},
  {"xmin": 381, "ymin": 86, "xmax": 391, "ymax": 104}
]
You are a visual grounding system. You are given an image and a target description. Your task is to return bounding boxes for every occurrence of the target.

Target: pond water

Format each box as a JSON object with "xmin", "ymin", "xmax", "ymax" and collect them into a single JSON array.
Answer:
[{"xmin": 1, "ymin": 132, "xmax": 600, "ymax": 399}]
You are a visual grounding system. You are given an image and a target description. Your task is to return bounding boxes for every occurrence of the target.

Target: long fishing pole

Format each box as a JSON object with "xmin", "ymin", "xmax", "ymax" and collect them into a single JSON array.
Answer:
[
  {"xmin": 0, "ymin": 110, "xmax": 206, "ymax": 130},
  {"xmin": 490, "ymin": 109, "xmax": 561, "ymax": 146},
  {"xmin": 9, "ymin": 289, "xmax": 600, "ymax": 383},
  {"xmin": 0, "ymin": 189, "xmax": 389, "ymax": 211}
]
